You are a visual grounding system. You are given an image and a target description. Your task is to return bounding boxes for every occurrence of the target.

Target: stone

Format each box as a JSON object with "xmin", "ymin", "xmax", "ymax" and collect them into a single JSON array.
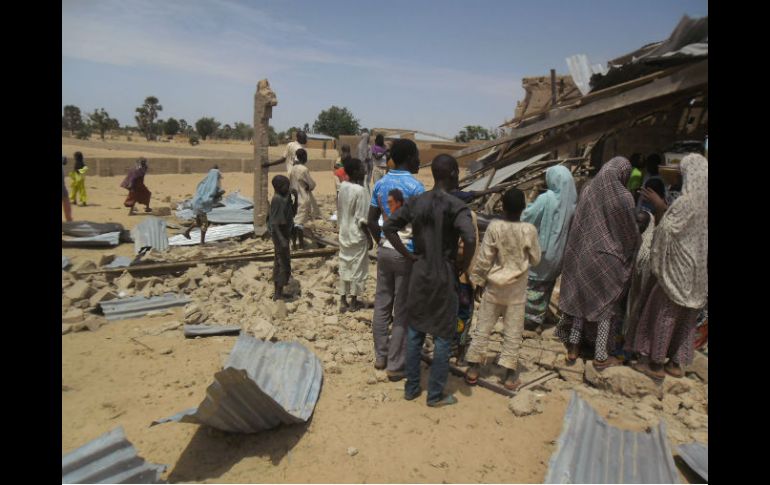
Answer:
[
  {"xmin": 541, "ymin": 326, "xmax": 559, "ymax": 341},
  {"xmin": 71, "ymin": 322, "xmax": 87, "ymax": 332},
  {"xmin": 249, "ymin": 317, "xmax": 275, "ymax": 341},
  {"xmin": 98, "ymin": 253, "xmax": 116, "ymax": 266},
  {"xmin": 303, "ymin": 330, "xmax": 317, "ymax": 341},
  {"xmin": 186, "ymin": 264, "xmax": 208, "ymax": 282},
  {"xmin": 271, "ymin": 300, "xmax": 288, "ymax": 321},
  {"xmin": 85, "ymin": 319, "xmax": 105, "ymax": 332},
  {"xmin": 115, "ymin": 272, "xmax": 134, "ymax": 290},
  {"xmin": 65, "ymin": 281, "xmax": 93, "ymax": 301},
  {"xmin": 61, "ymin": 297, "xmax": 72, "ymax": 308},
  {"xmin": 326, "ymin": 362, "xmax": 341, "ymax": 374},
  {"xmin": 522, "ymin": 330, "xmax": 539, "ymax": 340},
  {"xmin": 347, "ymin": 447, "xmax": 358, "ymax": 457},
  {"xmin": 355, "ymin": 340, "xmax": 369, "ymax": 356},
  {"xmin": 682, "ymin": 410, "xmax": 708, "ymax": 430},
  {"xmin": 557, "ymin": 358, "xmax": 585, "ymax": 384},
  {"xmin": 154, "ymin": 207, "xmax": 171, "ymax": 217},
  {"xmin": 662, "ymin": 377, "xmax": 692, "ymax": 396},
  {"xmin": 640, "ymin": 394, "xmax": 663, "ymax": 411},
  {"xmin": 91, "ymin": 279, "xmax": 108, "ymax": 289},
  {"xmin": 74, "ymin": 299, "xmax": 91, "ymax": 309},
  {"xmin": 342, "ymin": 353, "xmax": 356, "ymax": 365},
  {"xmin": 62, "ymin": 308, "xmax": 85, "ymax": 324},
  {"xmin": 136, "ymin": 277, "xmax": 162, "ymax": 291},
  {"xmin": 508, "ymin": 390, "xmax": 544, "ymax": 417},
  {"xmin": 314, "ymin": 341, "xmax": 329, "ymax": 351},
  {"xmin": 661, "ymin": 394, "xmax": 683, "ymax": 415},
  {"xmin": 584, "ymin": 362, "xmax": 662, "ymax": 398},
  {"xmin": 71, "ymin": 260, "xmax": 97, "ymax": 273},
  {"xmin": 89, "ymin": 288, "xmax": 117, "ymax": 307},
  {"xmin": 159, "ymin": 347, "xmax": 174, "ymax": 355},
  {"xmin": 366, "ymin": 376, "xmax": 377, "ymax": 385},
  {"xmin": 686, "ymin": 352, "xmax": 708, "ymax": 383},
  {"xmin": 62, "ymin": 324, "xmax": 72, "ymax": 335},
  {"xmin": 680, "ymin": 394, "xmax": 695, "ymax": 410},
  {"xmin": 324, "ymin": 316, "xmax": 339, "ymax": 326}
]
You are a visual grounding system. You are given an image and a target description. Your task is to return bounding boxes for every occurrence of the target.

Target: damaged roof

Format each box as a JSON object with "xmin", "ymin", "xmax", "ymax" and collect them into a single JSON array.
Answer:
[
  {"xmin": 168, "ymin": 224, "xmax": 254, "ymax": 246},
  {"xmin": 152, "ymin": 335, "xmax": 323, "ymax": 433},
  {"xmin": 98, "ymin": 293, "xmax": 190, "ymax": 321},
  {"xmin": 61, "ymin": 427, "xmax": 166, "ymax": 484},
  {"xmin": 545, "ymin": 392, "xmax": 680, "ymax": 484},
  {"xmin": 131, "ymin": 216, "xmax": 169, "ymax": 254}
]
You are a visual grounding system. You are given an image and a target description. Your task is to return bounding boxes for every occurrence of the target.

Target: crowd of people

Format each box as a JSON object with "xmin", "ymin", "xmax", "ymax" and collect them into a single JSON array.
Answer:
[
  {"xmin": 62, "ymin": 130, "xmax": 708, "ymax": 407},
  {"xmin": 268, "ymin": 132, "xmax": 708, "ymax": 407}
]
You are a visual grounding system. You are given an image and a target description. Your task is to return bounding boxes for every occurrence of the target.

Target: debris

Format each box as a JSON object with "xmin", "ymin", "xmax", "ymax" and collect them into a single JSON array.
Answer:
[
  {"xmin": 98, "ymin": 293, "xmax": 190, "ymax": 321},
  {"xmin": 62, "ymin": 232, "xmax": 122, "ymax": 248},
  {"xmin": 115, "ymin": 272, "xmax": 135, "ymax": 290},
  {"xmin": 168, "ymin": 223, "xmax": 254, "ymax": 246},
  {"xmin": 159, "ymin": 347, "xmax": 174, "ymax": 355},
  {"xmin": 347, "ymin": 447, "xmax": 358, "ymax": 457},
  {"xmin": 545, "ymin": 392, "xmax": 679, "ymax": 483},
  {"xmin": 184, "ymin": 324, "xmax": 242, "ymax": 338},
  {"xmin": 62, "ymin": 221, "xmax": 125, "ymax": 238},
  {"xmin": 677, "ymin": 442, "xmax": 708, "ymax": 482},
  {"xmin": 98, "ymin": 253, "xmax": 116, "ymax": 267},
  {"xmin": 686, "ymin": 351, "xmax": 707, "ymax": 383},
  {"xmin": 323, "ymin": 316, "xmax": 338, "ymax": 326},
  {"xmin": 63, "ymin": 308, "xmax": 85, "ymax": 324},
  {"xmin": 65, "ymin": 281, "xmax": 93, "ymax": 301},
  {"xmin": 152, "ymin": 335, "xmax": 323, "ymax": 433},
  {"xmin": 131, "ymin": 216, "xmax": 169, "ymax": 254},
  {"xmin": 314, "ymin": 341, "xmax": 329, "ymax": 351},
  {"xmin": 556, "ymin": 358, "xmax": 585, "ymax": 384},
  {"xmin": 71, "ymin": 260, "xmax": 97, "ymax": 274},
  {"xmin": 584, "ymin": 361, "xmax": 661, "ymax": 398},
  {"xmin": 184, "ymin": 303, "xmax": 206, "ymax": 324},
  {"xmin": 85, "ymin": 319, "xmax": 105, "ymax": 332},
  {"xmin": 508, "ymin": 390, "xmax": 544, "ymax": 417},
  {"xmin": 62, "ymin": 256, "xmax": 71, "ymax": 270},
  {"xmin": 62, "ymin": 324, "xmax": 72, "ymax": 335},
  {"xmin": 303, "ymin": 330, "xmax": 317, "ymax": 341},
  {"xmin": 103, "ymin": 256, "xmax": 134, "ymax": 269},
  {"xmin": 272, "ymin": 300, "xmax": 288, "ymax": 321},
  {"xmin": 61, "ymin": 426, "xmax": 166, "ymax": 484}
]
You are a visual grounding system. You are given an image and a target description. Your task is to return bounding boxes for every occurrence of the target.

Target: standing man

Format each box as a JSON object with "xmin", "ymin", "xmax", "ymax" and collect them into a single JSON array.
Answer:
[
  {"xmin": 265, "ymin": 130, "xmax": 308, "ymax": 174},
  {"xmin": 383, "ymin": 154, "xmax": 476, "ymax": 407},
  {"xmin": 367, "ymin": 139, "xmax": 424, "ymax": 381}
]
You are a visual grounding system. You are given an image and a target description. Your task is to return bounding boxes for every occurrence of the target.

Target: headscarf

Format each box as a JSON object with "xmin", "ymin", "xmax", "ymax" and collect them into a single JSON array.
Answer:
[
  {"xmin": 522, "ymin": 165, "xmax": 577, "ymax": 282},
  {"xmin": 357, "ymin": 133, "xmax": 370, "ymax": 161},
  {"xmin": 558, "ymin": 157, "xmax": 641, "ymax": 321},
  {"xmin": 191, "ymin": 169, "xmax": 223, "ymax": 215},
  {"xmin": 121, "ymin": 160, "xmax": 148, "ymax": 189},
  {"xmin": 649, "ymin": 153, "xmax": 708, "ymax": 309}
]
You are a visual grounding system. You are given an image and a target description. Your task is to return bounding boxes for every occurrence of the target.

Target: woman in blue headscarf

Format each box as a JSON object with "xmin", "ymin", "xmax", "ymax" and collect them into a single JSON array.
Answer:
[
  {"xmin": 183, "ymin": 168, "xmax": 224, "ymax": 244},
  {"xmin": 521, "ymin": 165, "xmax": 577, "ymax": 331}
]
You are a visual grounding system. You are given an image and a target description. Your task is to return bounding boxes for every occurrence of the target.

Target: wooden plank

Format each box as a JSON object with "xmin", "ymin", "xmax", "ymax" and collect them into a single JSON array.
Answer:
[{"xmin": 451, "ymin": 59, "xmax": 708, "ymax": 159}]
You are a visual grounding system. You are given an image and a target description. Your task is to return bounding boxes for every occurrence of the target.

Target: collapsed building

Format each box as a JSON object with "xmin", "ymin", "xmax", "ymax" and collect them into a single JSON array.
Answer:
[{"xmin": 453, "ymin": 15, "xmax": 708, "ymax": 213}]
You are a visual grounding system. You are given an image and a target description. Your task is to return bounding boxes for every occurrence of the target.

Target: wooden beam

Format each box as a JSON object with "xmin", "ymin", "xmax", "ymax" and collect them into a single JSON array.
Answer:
[{"xmin": 451, "ymin": 59, "xmax": 708, "ymax": 159}]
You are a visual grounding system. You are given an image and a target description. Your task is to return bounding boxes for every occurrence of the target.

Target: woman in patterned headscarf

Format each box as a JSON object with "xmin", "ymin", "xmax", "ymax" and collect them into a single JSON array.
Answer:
[
  {"xmin": 626, "ymin": 153, "xmax": 708, "ymax": 382},
  {"xmin": 555, "ymin": 157, "xmax": 641, "ymax": 368}
]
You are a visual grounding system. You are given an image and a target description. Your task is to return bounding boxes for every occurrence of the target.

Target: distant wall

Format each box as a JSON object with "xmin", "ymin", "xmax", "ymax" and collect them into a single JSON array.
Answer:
[{"xmin": 91, "ymin": 157, "xmax": 335, "ymax": 176}]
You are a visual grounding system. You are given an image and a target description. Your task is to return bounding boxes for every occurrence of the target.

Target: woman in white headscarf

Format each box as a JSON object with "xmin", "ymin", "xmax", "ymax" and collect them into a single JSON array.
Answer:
[
  {"xmin": 521, "ymin": 165, "xmax": 577, "ymax": 331},
  {"xmin": 626, "ymin": 153, "xmax": 708, "ymax": 382}
]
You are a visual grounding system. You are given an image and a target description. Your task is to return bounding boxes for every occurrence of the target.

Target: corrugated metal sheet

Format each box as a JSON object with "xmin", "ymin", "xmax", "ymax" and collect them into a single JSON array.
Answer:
[
  {"xmin": 62, "ymin": 221, "xmax": 125, "ymax": 238},
  {"xmin": 168, "ymin": 224, "xmax": 254, "ymax": 246},
  {"xmin": 222, "ymin": 191, "xmax": 254, "ymax": 209},
  {"xmin": 62, "ymin": 232, "xmax": 121, "ymax": 248},
  {"xmin": 153, "ymin": 335, "xmax": 323, "ymax": 433},
  {"xmin": 62, "ymin": 255, "xmax": 71, "ymax": 270},
  {"xmin": 176, "ymin": 207, "xmax": 254, "ymax": 223},
  {"xmin": 104, "ymin": 256, "xmax": 133, "ymax": 269},
  {"xmin": 184, "ymin": 324, "xmax": 242, "ymax": 338},
  {"xmin": 465, "ymin": 152, "xmax": 551, "ymax": 191},
  {"xmin": 131, "ymin": 217, "xmax": 169, "ymax": 254},
  {"xmin": 545, "ymin": 392, "xmax": 679, "ymax": 484},
  {"xmin": 677, "ymin": 442, "xmax": 707, "ymax": 481},
  {"xmin": 98, "ymin": 293, "xmax": 190, "ymax": 321},
  {"xmin": 61, "ymin": 426, "xmax": 165, "ymax": 484}
]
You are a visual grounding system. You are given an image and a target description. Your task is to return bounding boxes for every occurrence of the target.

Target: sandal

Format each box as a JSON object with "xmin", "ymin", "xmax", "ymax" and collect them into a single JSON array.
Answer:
[
  {"xmin": 465, "ymin": 366, "xmax": 480, "ymax": 385},
  {"xmin": 664, "ymin": 361, "xmax": 684, "ymax": 378},
  {"xmin": 566, "ymin": 343, "xmax": 579, "ymax": 363},
  {"xmin": 594, "ymin": 356, "xmax": 622, "ymax": 370},
  {"xmin": 631, "ymin": 361, "xmax": 665, "ymax": 383},
  {"xmin": 503, "ymin": 377, "xmax": 522, "ymax": 391}
]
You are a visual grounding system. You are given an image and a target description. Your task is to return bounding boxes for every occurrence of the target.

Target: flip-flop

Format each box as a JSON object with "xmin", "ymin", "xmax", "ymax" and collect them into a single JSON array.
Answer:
[
  {"xmin": 631, "ymin": 362, "xmax": 665, "ymax": 383},
  {"xmin": 594, "ymin": 356, "xmax": 622, "ymax": 370},
  {"xmin": 427, "ymin": 395, "xmax": 458, "ymax": 407},
  {"xmin": 664, "ymin": 362, "xmax": 684, "ymax": 378}
]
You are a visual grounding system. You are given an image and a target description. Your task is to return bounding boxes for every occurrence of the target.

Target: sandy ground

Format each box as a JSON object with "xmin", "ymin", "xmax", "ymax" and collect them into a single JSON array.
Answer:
[{"xmin": 62, "ymin": 172, "xmax": 705, "ymax": 483}]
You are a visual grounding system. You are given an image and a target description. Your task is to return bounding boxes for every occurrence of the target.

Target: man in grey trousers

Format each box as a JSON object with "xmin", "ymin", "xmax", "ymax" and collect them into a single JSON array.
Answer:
[{"xmin": 367, "ymin": 139, "xmax": 424, "ymax": 381}]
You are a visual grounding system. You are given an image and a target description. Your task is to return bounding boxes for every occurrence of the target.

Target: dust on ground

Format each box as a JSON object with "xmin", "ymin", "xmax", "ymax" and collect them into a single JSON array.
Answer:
[{"xmin": 62, "ymin": 171, "xmax": 707, "ymax": 483}]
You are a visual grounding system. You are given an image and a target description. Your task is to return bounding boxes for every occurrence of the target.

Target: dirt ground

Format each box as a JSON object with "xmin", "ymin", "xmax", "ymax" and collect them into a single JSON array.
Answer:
[{"xmin": 61, "ymin": 171, "xmax": 706, "ymax": 483}]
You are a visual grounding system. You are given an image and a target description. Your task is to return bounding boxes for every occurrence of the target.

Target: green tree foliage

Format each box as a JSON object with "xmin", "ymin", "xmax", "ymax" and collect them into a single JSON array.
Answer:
[
  {"xmin": 178, "ymin": 119, "xmax": 189, "ymax": 134},
  {"xmin": 189, "ymin": 134, "xmax": 200, "ymax": 145},
  {"xmin": 312, "ymin": 106, "xmax": 360, "ymax": 139},
  {"xmin": 164, "ymin": 118, "xmax": 180, "ymax": 136},
  {"xmin": 268, "ymin": 126, "xmax": 279, "ymax": 146},
  {"xmin": 87, "ymin": 108, "xmax": 119, "ymax": 141},
  {"xmin": 76, "ymin": 124, "xmax": 93, "ymax": 140},
  {"xmin": 135, "ymin": 96, "xmax": 163, "ymax": 141},
  {"xmin": 454, "ymin": 125, "xmax": 498, "ymax": 143},
  {"xmin": 195, "ymin": 117, "xmax": 220, "ymax": 140},
  {"xmin": 233, "ymin": 122, "xmax": 254, "ymax": 141},
  {"xmin": 63, "ymin": 105, "xmax": 84, "ymax": 135}
]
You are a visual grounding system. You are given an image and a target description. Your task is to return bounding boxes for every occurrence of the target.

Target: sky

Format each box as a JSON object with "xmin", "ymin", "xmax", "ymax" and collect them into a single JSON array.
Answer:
[{"xmin": 62, "ymin": 0, "xmax": 708, "ymax": 138}]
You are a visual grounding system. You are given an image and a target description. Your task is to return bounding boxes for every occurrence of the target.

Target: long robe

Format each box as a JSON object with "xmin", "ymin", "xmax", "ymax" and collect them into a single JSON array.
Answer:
[
  {"xmin": 337, "ymin": 181, "xmax": 370, "ymax": 293},
  {"xmin": 289, "ymin": 164, "xmax": 319, "ymax": 225},
  {"xmin": 383, "ymin": 190, "xmax": 476, "ymax": 339}
]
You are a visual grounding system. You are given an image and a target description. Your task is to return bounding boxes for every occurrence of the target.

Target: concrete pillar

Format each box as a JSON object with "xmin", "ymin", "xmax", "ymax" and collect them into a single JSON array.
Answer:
[{"xmin": 253, "ymin": 79, "xmax": 278, "ymax": 230}]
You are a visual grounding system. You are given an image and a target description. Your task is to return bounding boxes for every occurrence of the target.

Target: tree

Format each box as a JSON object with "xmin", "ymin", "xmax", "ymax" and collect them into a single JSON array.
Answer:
[
  {"xmin": 268, "ymin": 126, "xmax": 279, "ymax": 146},
  {"xmin": 63, "ymin": 105, "xmax": 84, "ymax": 135},
  {"xmin": 135, "ymin": 96, "xmax": 163, "ymax": 141},
  {"xmin": 233, "ymin": 122, "xmax": 254, "ymax": 141},
  {"xmin": 195, "ymin": 117, "xmax": 220, "ymax": 140},
  {"xmin": 164, "ymin": 118, "xmax": 180, "ymax": 136},
  {"xmin": 312, "ymin": 106, "xmax": 360, "ymax": 138},
  {"xmin": 88, "ymin": 108, "xmax": 119, "ymax": 140},
  {"xmin": 179, "ymin": 119, "xmax": 189, "ymax": 134},
  {"xmin": 454, "ymin": 125, "xmax": 497, "ymax": 143},
  {"xmin": 303, "ymin": 123, "xmax": 311, "ymax": 134}
]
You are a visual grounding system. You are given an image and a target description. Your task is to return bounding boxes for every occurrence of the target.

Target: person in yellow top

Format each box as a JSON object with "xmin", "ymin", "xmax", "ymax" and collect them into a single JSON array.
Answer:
[{"xmin": 69, "ymin": 151, "xmax": 88, "ymax": 206}]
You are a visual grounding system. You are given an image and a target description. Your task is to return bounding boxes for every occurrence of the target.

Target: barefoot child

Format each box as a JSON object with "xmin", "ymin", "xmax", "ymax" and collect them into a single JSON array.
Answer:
[
  {"xmin": 269, "ymin": 175, "xmax": 298, "ymax": 301},
  {"xmin": 337, "ymin": 158, "xmax": 374, "ymax": 312},
  {"xmin": 464, "ymin": 187, "xmax": 541, "ymax": 390}
]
